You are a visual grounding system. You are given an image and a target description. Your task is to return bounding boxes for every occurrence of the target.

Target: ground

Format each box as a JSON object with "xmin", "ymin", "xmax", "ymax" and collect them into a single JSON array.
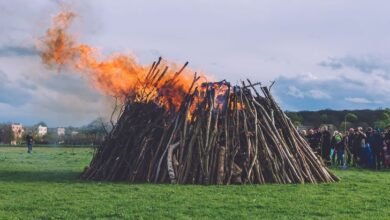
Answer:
[{"xmin": 0, "ymin": 146, "xmax": 389, "ymax": 219}]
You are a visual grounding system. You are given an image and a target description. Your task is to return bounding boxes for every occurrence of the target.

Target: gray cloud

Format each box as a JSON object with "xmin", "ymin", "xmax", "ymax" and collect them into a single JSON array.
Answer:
[
  {"xmin": 307, "ymin": 89, "xmax": 331, "ymax": 100},
  {"xmin": 318, "ymin": 58, "xmax": 343, "ymax": 70},
  {"xmin": 286, "ymin": 86, "xmax": 304, "ymax": 98},
  {"xmin": 0, "ymin": 45, "xmax": 38, "ymax": 57},
  {"xmin": 273, "ymin": 73, "xmax": 390, "ymax": 111},
  {"xmin": 18, "ymin": 80, "xmax": 38, "ymax": 91},
  {"xmin": 319, "ymin": 56, "xmax": 390, "ymax": 75},
  {"xmin": 344, "ymin": 97, "xmax": 372, "ymax": 104},
  {"xmin": 0, "ymin": 69, "xmax": 111, "ymax": 126},
  {"xmin": 339, "ymin": 76, "xmax": 365, "ymax": 86},
  {"xmin": 37, "ymin": 73, "xmax": 102, "ymax": 102},
  {"xmin": 0, "ymin": 70, "xmax": 32, "ymax": 106}
]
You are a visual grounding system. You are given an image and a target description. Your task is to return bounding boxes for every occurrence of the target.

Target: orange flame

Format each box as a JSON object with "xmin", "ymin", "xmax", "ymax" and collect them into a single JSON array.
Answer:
[{"xmin": 39, "ymin": 10, "xmax": 205, "ymax": 110}]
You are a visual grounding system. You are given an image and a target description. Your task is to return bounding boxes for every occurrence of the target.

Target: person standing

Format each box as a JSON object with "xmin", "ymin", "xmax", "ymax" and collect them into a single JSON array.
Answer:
[
  {"xmin": 354, "ymin": 127, "xmax": 367, "ymax": 167},
  {"xmin": 26, "ymin": 134, "xmax": 33, "ymax": 153},
  {"xmin": 341, "ymin": 132, "xmax": 349, "ymax": 168},
  {"xmin": 345, "ymin": 128, "xmax": 355, "ymax": 165},
  {"xmin": 314, "ymin": 128, "xmax": 322, "ymax": 155},
  {"xmin": 383, "ymin": 130, "xmax": 390, "ymax": 168},
  {"xmin": 330, "ymin": 131, "xmax": 339, "ymax": 165},
  {"xmin": 320, "ymin": 126, "xmax": 332, "ymax": 164},
  {"xmin": 351, "ymin": 129, "xmax": 359, "ymax": 166},
  {"xmin": 370, "ymin": 129, "xmax": 383, "ymax": 170},
  {"xmin": 331, "ymin": 131, "xmax": 344, "ymax": 166},
  {"xmin": 365, "ymin": 127, "xmax": 374, "ymax": 168},
  {"xmin": 306, "ymin": 129, "xmax": 320, "ymax": 154}
]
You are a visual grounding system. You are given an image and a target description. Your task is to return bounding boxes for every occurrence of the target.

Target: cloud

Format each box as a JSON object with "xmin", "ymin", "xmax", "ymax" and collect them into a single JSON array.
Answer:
[
  {"xmin": 19, "ymin": 69, "xmax": 110, "ymax": 126},
  {"xmin": 318, "ymin": 58, "xmax": 343, "ymax": 70},
  {"xmin": 344, "ymin": 97, "xmax": 371, "ymax": 104},
  {"xmin": 308, "ymin": 89, "xmax": 331, "ymax": 100},
  {"xmin": 0, "ymin": 70, "xmax": 33, "ymax": 106},
  {"xmin": 319, "ymin": 56, "xmax": 390, "ymax": 75},
  {"xmin": 0, "ymin": 53, "xmax": 110, "ymax": 126},
  {"xmin": 273, "ymin": 72, "xmax": 390, "ymax": 111},
  {"xmin": 36, "ymin": 73, "xmax": 101, "ymax": 102},
  {"xmin": 286, "ymin": 86, "xmax": 331, "ymax": 100},
  {"xmin": 286, "ymin": 86, "xmax": 304, "ymax": 98},
  {"xmin": 0, "ymin": 72, "xmax": 112, "ymax": 126},
  {"xmin": 0, "ymin": 45, "xmax": 38, "ymax": 57}
]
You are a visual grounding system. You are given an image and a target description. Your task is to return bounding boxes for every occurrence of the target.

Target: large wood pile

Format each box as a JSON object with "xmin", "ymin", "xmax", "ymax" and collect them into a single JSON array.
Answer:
[{"xmin": 81, "ymin": 59, "xmax": 339, "ymax": 184}]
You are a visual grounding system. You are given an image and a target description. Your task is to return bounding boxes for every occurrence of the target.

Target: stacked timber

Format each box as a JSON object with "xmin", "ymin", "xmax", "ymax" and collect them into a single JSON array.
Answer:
[{"xmin": 81, "ymin": 59, "xmax": 339, "ymax": 184}]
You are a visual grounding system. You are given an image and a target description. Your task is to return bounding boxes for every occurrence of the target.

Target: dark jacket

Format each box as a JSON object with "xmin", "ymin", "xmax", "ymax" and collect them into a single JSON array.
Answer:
[
  {"xmin": 26, "ymin": 135, "xmax": 33, "ymax": 145},
  {"xmin": 371, "ymin": 133, "xmax": 383, "ymax": 154},
  {"xmin": 352, "ymin": 132, "xmax": 366, "ymax": 154},
  {"xmin": 321, "ymin": 131, "xmax": 331, "ymax": 149},
  {"xmin": 347, "ymin": 134, "xmax": 354, "ymax": 148},
  {"xmin": 306, "ymin": 133, "xmax": 320, "ymax": 150}
]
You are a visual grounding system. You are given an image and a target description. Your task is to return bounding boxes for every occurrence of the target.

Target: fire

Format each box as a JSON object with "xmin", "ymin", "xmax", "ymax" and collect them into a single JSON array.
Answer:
[{"xmin": 39, "ymin": 10, "xmax": 205, "ymax": 110}]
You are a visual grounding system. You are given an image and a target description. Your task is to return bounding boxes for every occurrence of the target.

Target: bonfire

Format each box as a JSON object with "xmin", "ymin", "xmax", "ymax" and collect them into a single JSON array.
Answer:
[
  {"xmin": 40, "ymin": 11, "xmax": 339, "ymax": 184},
  {"xmin": 79, "ymin": 59, "xmax": 338, "ymax": 184}
]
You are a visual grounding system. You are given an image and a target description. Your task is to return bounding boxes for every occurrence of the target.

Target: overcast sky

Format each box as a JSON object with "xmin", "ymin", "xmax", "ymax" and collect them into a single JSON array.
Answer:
[{"xmin": 1, "ymin": 0, "xmax": 390, "ymax": 127}]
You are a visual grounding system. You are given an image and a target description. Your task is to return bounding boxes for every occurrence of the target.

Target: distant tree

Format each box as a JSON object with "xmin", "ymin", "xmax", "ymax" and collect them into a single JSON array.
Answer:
[
  {"xmin": 356, "ymin": 122, "xmax": 369, "ymax": 129},
  {"xmin": 82, "ymin": 118, "xmax": 108, "ymax": 135},
  {"xmin": 286, "ymin": 112, "xmax": 304, "ymax": 126},
  {"xmin": 344, "ymin": 113, "xmax": 358, "ymax": 123},
  {"xmin": 286, "ymin": 109, "xmax": 389, "ymax": 129},
  {"xmin": 77, "ymin": 118, "xmax": 109, "ymax": 145},
  {"xmin": 339, "ymin": 121, "xmax": 352, "ymax": 133},
  {"xmin": 373, "ymin": 110, "xmax": 390, "ymax": 129},
  {"xmin": 0, "ymin": 123, "xmax": 14, "ymax": 144},
  {"xmin": 320, "ymin": 114, "xmax": 329, "ymax": 124},
  {"xmin": 45, "ymin": 132, "xmax": 58, "ymax": 144},
  {"xmin": 383, "ymin": 111, "xmax": 390, "ymax": 121},
  {"xmin": 374, "ymin": 120, "xmax": 387, "ymax": 129}
]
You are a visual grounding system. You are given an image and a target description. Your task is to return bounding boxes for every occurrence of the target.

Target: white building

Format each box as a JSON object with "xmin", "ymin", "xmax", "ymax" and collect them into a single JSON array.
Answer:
[
  {"xmin": 11, "ymin": 123, "xmax": 24, "ymax": 138},
  {"xmin": 11, "ymin": 123, "xmax": 24, "ymax": 145},
  {"xmin": 57, "ymin": 127, "xmax": 65, "ymax": 136},
  {"xmin": 38, "ymin": 125, "xmax": 48, "ymax": 136}
]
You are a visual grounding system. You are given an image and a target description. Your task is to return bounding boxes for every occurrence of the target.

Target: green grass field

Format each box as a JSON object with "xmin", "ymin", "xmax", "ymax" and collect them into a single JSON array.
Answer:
[{"xmin": 0, "ymin": 146, "xmax": 389, "ymax": 219}]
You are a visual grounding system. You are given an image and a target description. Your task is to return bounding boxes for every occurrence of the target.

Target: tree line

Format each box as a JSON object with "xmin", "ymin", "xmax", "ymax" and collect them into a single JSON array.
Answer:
[{"xmin": 286, "ymin": 108, "xmax": 390, "ymax": 130}]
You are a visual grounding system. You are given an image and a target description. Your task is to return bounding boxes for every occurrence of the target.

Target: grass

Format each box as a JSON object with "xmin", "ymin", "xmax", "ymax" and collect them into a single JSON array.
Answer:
[
  {"xmin": 0, "ymin": 144, "xmax": 94, "ymax": 148},
  {"xmin": 0, "ymin": 147, "xmax": 389, "ymax": 219}
]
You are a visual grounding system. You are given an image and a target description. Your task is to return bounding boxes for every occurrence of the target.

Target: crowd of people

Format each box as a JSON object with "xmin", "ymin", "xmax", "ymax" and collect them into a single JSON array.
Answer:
[{"xmin": 301, "ymin": 126, "xmax": 390, "ymax": 170}]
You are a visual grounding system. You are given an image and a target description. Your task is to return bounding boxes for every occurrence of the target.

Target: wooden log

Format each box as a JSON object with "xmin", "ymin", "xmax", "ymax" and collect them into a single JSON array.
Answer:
[
  {"xmin": 216, "ymin": 146, "xmax": 226, "ymax": 184},
  {"xmin": 167, "ymin": 142, "xmax": 180, "ymax": 183}
]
